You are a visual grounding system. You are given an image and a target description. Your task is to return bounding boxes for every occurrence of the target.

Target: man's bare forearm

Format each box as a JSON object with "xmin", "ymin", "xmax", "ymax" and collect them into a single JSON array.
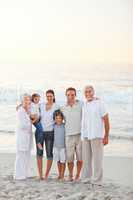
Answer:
[{"xmin": 103, "ymin": 114, "xmax": 110, "ymax": 137}]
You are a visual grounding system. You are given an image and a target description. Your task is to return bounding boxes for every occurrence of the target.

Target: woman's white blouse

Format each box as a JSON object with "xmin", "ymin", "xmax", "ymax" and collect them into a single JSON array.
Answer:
[
  {"xmin": 16, "ymin": 106, "xmax": 33, "ymax": 151},
  {"xmin": 40, "ymin": 103, "xmax": 60, "ymax": 132}
]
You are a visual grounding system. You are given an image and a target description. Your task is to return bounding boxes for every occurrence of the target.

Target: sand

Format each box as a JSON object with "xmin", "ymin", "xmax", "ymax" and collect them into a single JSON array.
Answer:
[{"xmin": 0, "ymin": 153, "xmax": 133, "ymax": 200}]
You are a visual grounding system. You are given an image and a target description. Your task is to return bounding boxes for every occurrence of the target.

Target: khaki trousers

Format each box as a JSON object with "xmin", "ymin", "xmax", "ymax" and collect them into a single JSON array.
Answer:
[{"xmin": 82, "ymin": 138, "xmax": 103, "ymax": 185}]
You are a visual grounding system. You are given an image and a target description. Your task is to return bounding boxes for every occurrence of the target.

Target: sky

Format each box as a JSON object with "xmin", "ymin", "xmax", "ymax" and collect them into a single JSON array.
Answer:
[{"xmin": 0, "ymin": 0, "xmax": 133, "ymax": 87}]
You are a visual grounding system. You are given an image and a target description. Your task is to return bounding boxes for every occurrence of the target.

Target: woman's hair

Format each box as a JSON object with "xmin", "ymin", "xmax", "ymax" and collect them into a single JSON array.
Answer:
[
  {"xmin": 53, "ymin": 109, "xmax": 64, "ymax": 120},
  {"xmin": 65, "ymin": 87, "xmax": 76, "ymax": 96},
  {"xmin": 21, "ymin": 93, "xmax": 31, "ymax": 103},
  {"xmin": 31, "ymin": 93, "xmax": 40, "ymax": 102},
  {"xmin": 46, "ymin": 89, "xmax": 55, "ymax": 103},
  {"xmin": 16, "ymin": 93, "xmax": 31, "ymax": 110}
]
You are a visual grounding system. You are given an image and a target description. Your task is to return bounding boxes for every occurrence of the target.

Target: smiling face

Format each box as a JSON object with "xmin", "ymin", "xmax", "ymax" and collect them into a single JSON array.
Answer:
[
  {"xmin": 33, "ymin": 96, "xmax": 40, "ymax": 104},
  {"xmin": 84, "ymin": 86, "xmax": 95, "ymax": 101},
  {"xmin": 55, "ymin": 115, "xmax": 63, "ymax": 125},
  {"xmin": 66, "ymin": 89, "xmax": 76, "ymax": 104},
  {"xmin": 46, "ymin": 92, "xmax": 55, "ymax": 104},
  {"xmin": 22, "ymin": 96, "xmax": 31, "ymax": 108}
]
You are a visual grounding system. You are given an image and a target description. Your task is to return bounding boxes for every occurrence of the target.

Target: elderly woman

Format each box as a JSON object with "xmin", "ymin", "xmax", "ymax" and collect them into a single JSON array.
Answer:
[{"xmin": 14, "ymin": 94, "xmax": 33, "ymax": 180}]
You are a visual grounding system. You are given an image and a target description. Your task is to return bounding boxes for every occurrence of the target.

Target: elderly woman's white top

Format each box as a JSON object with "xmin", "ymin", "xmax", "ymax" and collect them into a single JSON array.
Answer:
[{"xmin": 16, "ymin": 106, "xmax": 33, "ymax": 151}]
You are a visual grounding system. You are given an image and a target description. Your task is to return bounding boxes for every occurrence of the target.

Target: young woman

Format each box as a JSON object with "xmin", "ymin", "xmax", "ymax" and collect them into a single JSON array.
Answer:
[
  {"xmin": 36, "ymin": 89, "xmax": 59, "ymax": 180},
  {"xmin": 14, "ymin": 94, "xmax": 33, "ymax": 180}
]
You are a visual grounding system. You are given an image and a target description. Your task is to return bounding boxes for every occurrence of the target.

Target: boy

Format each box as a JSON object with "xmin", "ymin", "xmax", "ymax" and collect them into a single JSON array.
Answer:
[{"xmin": 53, "ymin": 110, "xmax": 66, "ymax": 181}]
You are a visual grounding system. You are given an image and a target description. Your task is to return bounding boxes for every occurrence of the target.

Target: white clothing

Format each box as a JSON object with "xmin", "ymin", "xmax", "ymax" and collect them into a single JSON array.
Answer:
[
  {"xmin": 81, "ymin": 138, "xmax": 103, "ymax": 185},
  {"xmin": 81, "ymin": 99, "xmax": 107, "ymax": 140},
  {"xmin": 53, "ymin": 147, "xmax": 66, "ymax": 163},
  {"xmin": 40, "ymin": 103, "xmax": 59, "ymax": 131},
  {"xmin": 14, "ymin": 106, "xmax": 33, "ymax": 180},
  {"xmin": 14, "ymin": 151, "xmax": 32, "ymax": 180},
  {"xmin": 30, "ymin": 102, "xmax": 40, "ymax": 118}
]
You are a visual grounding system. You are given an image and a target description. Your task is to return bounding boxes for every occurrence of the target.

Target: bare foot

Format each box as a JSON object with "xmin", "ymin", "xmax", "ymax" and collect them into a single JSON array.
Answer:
[
  {"xmin": 40, "ymin": 177, "xmax": 44, "ymax": 180},
  {"xmin": 59, "ymin": 177, "xmax": 65, "ymax": 182},
  {"xmin": 35, "ymin": 176, "xmax": 44, "ymax": 181},
  {"xmin": 57, "ymin": 176, "xmax": 61, "ymax": 180},
  {"xmin": 74, "ymin": 174, "xmax": 80, "ymax": 181},
  {"xmin": 37, "ymin": 143, "xmax": 43, "ymax": 150},
  {"xmin": 43, "ymin": 175, "xmax": 49, "ymax": 181},
  {"xmin": 67, "ymin": 176, "xmax": 73, "ymax": 182}
]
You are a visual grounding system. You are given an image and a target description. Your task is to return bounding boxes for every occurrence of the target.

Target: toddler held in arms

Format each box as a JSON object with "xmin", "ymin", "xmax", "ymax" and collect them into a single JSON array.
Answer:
[{"xmin": 30, "ymin": 93, "xmax": 44, "ymax": 150}]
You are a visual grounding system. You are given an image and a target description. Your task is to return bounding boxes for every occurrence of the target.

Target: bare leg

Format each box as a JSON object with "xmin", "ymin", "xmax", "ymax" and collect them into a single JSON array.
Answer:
[
  {"xmin": 60, "ymin": 163, "xmax": 66, "ymax": 180},
  {"xmin": 44, "ymin": 159, "xmax": 53, "ymax": 180},
  {"xmin": 57, "ymin": 161, "xmax": 61, "ymax": 179},
  {"xmin": 37, "ymin": 143, "xmax": 43, "ymax": 150},
  {"xmin": 37, "ymin": 157, "xmax": 43, "ymax": 179},
  {"xmin": 67, "ymin": 162, "xmax": 74, "ymax": 181},
  {"xmin": 75, "ymin": 160, "xmax": 83, "ymax": 180}
]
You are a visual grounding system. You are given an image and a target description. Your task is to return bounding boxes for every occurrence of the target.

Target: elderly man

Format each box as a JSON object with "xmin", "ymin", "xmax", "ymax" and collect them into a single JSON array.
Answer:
[
  {"xmin": 61, "ymin": 87, "xmax": 82, "ymax": 181},
  {"xmin": 81, "ymin": 85, "xmax": 110, "ymax": 186}
]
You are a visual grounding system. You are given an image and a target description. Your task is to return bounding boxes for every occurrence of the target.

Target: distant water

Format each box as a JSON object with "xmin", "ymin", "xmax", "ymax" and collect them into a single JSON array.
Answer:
[
  {"xmin": 0, "ymin": 80, "xmax": 133, "ymax": 141},
  {"xmin": 0, "ymin": 66, "xmax": 133, "ymax": 156}
]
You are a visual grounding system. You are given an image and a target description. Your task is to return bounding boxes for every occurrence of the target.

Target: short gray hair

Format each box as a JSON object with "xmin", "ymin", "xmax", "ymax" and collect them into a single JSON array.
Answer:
[
  {"xmin": 20, "ymin": 93, "xmax": 31, "ymax": 103},
  {"xmin": 84, "ymin": 85, "xmax": 94, "ymax": 92}
]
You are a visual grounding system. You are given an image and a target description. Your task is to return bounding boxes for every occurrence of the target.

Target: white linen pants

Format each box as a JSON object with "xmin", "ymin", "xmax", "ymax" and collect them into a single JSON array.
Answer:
[
  {"xmin": 82, "ymin": 138, "xmax": 103, "ymax": 185},
  {"xmin": 14, "ymin": 150, "xmax": 32, "ymax": 180}
]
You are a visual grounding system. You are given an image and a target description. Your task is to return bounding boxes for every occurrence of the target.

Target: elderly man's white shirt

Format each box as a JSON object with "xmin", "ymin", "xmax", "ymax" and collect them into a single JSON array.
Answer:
[{"xmin": 81, "ymin": 99, "xmax": 107, "ymax": 140}]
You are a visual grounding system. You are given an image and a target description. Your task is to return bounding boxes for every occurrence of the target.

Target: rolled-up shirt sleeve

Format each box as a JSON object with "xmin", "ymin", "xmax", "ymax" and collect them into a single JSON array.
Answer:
[
  {"xmin": 81, "ymin": 104, "xmax": 86, "ymax": 140},
  {"xmin": 100, "ymin": 101, "xmax": 108, "ymax": 117}
]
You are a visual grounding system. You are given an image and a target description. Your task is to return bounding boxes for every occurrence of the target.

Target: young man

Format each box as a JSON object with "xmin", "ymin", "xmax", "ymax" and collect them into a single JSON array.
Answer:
[
  {"xmin": 81, "ymin": 85, "xmax": 110, "ymax": 186},
  {"xmin": 61, "ymin": 87, "xmax": 82, "ymax": 181}
]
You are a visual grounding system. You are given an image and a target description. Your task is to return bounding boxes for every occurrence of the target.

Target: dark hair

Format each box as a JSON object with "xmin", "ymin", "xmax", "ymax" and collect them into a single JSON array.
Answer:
[
  {"xmin": 65, "ymin": 87, "xmax": 76, "ymax": 96},
  {"xmin": 31, "ymin": 93, "xmax": 40, "ymax": 102},
  {"xmin": 53, "ymin": 109, "xmax": 64, "ymax": 120},
  {"xmin": 46, "ymin": 89, "xmax": 55, "ymax": 103}
]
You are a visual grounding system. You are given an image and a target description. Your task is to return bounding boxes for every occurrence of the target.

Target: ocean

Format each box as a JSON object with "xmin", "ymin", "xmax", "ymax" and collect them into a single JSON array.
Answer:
[{"xmin": 0, "ymin": 65, "xmax": 133, "ymax": 156}]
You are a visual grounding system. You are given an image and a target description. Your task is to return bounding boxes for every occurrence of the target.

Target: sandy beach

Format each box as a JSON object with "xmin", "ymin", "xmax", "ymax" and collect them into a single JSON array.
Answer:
[{"xmin": 0, "ymin": 153, "xmax": 133, "ymax": 200}]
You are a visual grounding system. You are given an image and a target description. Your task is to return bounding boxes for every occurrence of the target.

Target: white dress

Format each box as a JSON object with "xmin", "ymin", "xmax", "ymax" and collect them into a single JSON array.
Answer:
[{"xmin": 14, "ymin": 106, "xmax": 33, "ymax": 180}]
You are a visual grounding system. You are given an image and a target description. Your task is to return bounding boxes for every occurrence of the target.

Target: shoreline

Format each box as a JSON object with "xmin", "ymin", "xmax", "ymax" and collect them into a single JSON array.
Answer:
[
  {"xmin": 0, "ymin": 153, "xmax": 133, "ymax": 189},
  {"xmin": 1, "ymin": 132, "xmax": 133, "ymax": 158}
]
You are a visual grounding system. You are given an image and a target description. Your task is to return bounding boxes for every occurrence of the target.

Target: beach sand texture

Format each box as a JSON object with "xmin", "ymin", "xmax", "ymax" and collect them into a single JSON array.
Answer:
[{"xmin": 0, "ymin": 153, "xmax": 133, "ymax": 200}]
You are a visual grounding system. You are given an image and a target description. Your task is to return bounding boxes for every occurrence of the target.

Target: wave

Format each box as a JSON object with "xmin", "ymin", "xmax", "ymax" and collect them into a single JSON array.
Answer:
[
  {"xmin": 110, "ymin": 134, "xmax": 133, "ymax": 141},
  {"xmin": 0, "ymin": 130, "xmax": 15, "ymax": 134},
  {"xmin": 0, "ymin": 85, "xmax": 133, "ymax": 104},
  {"xmin": 0, "ymin": 129, "xmax": 133, "ymax": 141}
]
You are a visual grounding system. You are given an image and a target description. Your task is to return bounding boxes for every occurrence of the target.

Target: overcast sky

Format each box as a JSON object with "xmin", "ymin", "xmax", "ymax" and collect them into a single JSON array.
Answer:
[{"xmin": 0, "ymin": 0, "xmax": 132, "ymax": 86}]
